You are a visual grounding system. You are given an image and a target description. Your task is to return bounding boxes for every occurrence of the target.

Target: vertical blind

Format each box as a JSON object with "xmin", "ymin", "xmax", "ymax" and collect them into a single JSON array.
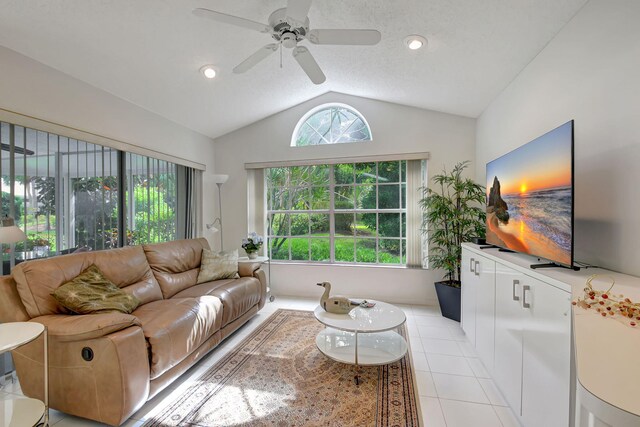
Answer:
[{"xmin": 1, "ymin": 120, "xmax": 195, "ymax": 259}]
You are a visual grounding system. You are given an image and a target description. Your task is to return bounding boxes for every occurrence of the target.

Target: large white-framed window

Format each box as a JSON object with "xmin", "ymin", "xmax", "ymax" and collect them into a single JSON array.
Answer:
[
  {"xmin": 265, "ymin": 159, "xmax": 426, "ymax": 266},
  {"xmin": 291, "ymin": 103, "xmax": 372, "ymax": 147}
]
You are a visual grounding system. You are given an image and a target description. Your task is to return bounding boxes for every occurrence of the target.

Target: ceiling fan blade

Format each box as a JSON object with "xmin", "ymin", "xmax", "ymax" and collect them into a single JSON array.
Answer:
[
  {"xmin": 233, "ymin": 44, "xmax": 279, "ymax": 74},
  {"xmin": 292, "ymin": 46, "xmax": 326, "ymax": 85},
  {"xmin": 286, "ymin": 0, "xmax": 312, "ymax": 24},
  {"xmin": 192, "ymin": 8, "xmax": 271, "ymax": 33},
  {"xmin": 308, "ymin": 29, "xmax": 381, "ymax": 45}
]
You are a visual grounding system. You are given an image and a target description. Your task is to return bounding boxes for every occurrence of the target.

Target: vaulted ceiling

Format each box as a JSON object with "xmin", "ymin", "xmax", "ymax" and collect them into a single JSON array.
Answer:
[{"xmin": 0, "ymin": 0, "xmax": 588, "ymax": 139}]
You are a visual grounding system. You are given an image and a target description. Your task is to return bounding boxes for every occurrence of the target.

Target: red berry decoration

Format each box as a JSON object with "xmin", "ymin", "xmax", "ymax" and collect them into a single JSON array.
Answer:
[{"xmin": 573, "ymin": 275, "xmax": 640, "ymax": 329}]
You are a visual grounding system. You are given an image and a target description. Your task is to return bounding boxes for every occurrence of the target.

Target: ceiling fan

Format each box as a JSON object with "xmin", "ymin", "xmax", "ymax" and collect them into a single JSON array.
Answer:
[{"xmin": 193, "ymin": 0, "xmax": 381, "ymax": 84}]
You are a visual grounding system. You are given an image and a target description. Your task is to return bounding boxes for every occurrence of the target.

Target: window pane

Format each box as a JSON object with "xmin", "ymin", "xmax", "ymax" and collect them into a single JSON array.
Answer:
[
  {"xmin": 355, "ymin": 163, "xmax": 376, "ymax": 183},
  {"xmin": 378, "ymin": 161, "xmax": 400, "ymax": 183},
  {"xmin": 335, "ymin": 213, "xmax": 354, "ymax": 236},
  {"xmin": 400, "ymin": 161, "xmax": 407, "ymax": 182},
  {"xmin": 334, "ymin": 238, "xmax": 355, "ymax": 262},
  {"xmin": 401, "ymin": 184, "xmax": 406, "ymax": 208},
  {"xmin": 334, "ymin": 163, "xmax": 354, "ymax": 185},
  {"xmin": 296, "ymin": 123, "xmax": 315, "ymax": 147},
  {"xmin": 290, "ymin": 187, "xmax": 309, "ymax": 210},
  {"xmin": 266, "ymin": 167, "xmax": 287, "ymax": 188},
  {"xmin": 378, "ymin": 184, "xmax": 400, "ymax": 209},
  {"xmin": 290, "ymin": 238, "xmax": 309, "ymax": 260},
  {"xmin": 355, "ymin": 213, "xmax": 376, "ymax": 237},
  {"xmin": 379, "ymin": 213, "xmax": 401, "ymax": 237},
  {"xmin": 270, "ymin": 213, "xmax": 289, "ymax": 236},
  {"xmin": 401, "ymin": 239, "xmax": 407, "ymax": 264},
  {"xmin": 309, "ymin": 186, "xmax": 329, "ymax": 209},
  {"xmin": 310, "ymin": 238, "xmax": 330, "ymax": 261},
  {"xmin": 268, "ymin": 187, "xmax": 289, "ymax": 210},
  {"xmin": 356, "ymin": 185, "xmax": 376, "ymax": 209},
  {"xmin": 310, "ymin": 214, "xmax": 329, "ymax": 234},
  {"xmin": 334, "ymin": 185, "xmax": 354, "ymax": 209},
  {"xmin": 309, "ymin": 165, "xmax": 330, "ymax": 182},
  {"xmin": 270, "ymin": 238, "xmax": 289, "ymax": 260},
  {"xmin": 73, "ymin": 146, "xmax": 120, "ymax": 250},
  {"xmin": 293, "ymin": 105, "xmax": 371, "ymax": 147},
  {"xmin": 402, "ymin": 213, "xmax": 407, "ymax": 238},
  {"xmin": 356, "ymin": 238, "xmax": 376, "ymax": 263},
  {"xmin": 379, "ymin": 239, "xmax": 401, "ymax": 264},
  {"xmin": 125, "ymin": 154, "xmax": 177, "ymax": 246},
  {"xmin": 290, "ymin": 214, "xmax": 309, "ymax": 236}
]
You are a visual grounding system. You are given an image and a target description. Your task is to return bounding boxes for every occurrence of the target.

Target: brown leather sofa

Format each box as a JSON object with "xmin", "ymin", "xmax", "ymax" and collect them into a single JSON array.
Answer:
[{"xmin": 0, "ymin": 238, "xmax": 267, "ymax": 426}]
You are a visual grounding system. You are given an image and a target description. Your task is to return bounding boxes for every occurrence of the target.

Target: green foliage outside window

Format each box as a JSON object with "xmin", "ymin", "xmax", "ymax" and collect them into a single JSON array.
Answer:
[{"xmin": 267, "ymin": 161, "xmax": 407, "ymax": 264}]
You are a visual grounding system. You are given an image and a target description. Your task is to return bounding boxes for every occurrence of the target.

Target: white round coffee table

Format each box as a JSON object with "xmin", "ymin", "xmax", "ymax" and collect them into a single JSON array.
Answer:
[
  {"xmin": 0, "ymin": 322, "xmax": 48, "ymax": 427},
  {"xmin": 314, "ymin": 300, "xmax": 407, "ymax": 384}
]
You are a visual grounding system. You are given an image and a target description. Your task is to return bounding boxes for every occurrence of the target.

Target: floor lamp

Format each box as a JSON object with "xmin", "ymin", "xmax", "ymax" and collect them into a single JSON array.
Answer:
[
  {"xmin": 0, "ymin": 215, "xmax": 27, "ymax": 272},
  {"xmin": 206, "ymin": 174, "xmax": 229, "ymax": 251}
]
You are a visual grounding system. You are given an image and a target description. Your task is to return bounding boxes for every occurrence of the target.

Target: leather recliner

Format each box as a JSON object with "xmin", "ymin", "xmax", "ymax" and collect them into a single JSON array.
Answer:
[{"xmin": 0, "ymin": 238, "xmax": 267, "ymax": 426}]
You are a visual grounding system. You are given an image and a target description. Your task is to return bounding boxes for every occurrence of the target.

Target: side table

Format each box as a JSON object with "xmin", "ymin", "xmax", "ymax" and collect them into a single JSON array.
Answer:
[
  {"xmin": 0, "ymin": 322, "xmax": 48, "ymax": 427},
  {"xmin": 238, "ymin": 256, "xmax": 274, "ymax": 302}
]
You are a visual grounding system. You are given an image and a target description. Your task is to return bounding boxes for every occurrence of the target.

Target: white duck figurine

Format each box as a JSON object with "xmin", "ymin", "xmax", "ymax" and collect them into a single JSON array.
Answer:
[{"xmin": 317, "ymin": 282, "xmax": 353, "ymax": 314}]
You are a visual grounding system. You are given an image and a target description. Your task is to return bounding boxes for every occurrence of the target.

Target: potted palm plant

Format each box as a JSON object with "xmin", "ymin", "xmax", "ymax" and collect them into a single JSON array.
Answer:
[{"xmin": 419, "ymin": 161, "xmax": 486, "ymax": 321}]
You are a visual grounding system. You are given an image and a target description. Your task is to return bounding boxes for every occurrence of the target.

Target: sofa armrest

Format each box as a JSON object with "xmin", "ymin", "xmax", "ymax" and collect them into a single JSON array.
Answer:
[
  {"xmin": 238, "ymin": 262, "xmax": 262, "ymax": 277},
  {"xmin": 30, "ymin": 313, "xmax": 142, "ymax": 342}
]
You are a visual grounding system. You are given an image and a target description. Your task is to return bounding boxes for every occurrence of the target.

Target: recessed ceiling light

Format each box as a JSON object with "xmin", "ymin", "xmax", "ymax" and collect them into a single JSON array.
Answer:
[
  {"xmin": 404, "ymin": 35, "xmax": 427, "ymax": 51},
  {"xmin": 200, "ymin": 65, "xmax": 217, "ymax": 79}
]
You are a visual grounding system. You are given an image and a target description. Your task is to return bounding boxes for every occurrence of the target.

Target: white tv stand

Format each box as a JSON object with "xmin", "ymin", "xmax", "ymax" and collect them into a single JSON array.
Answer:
[{"xmin": 461, "ymin": 243, "xmax": 640, "ymax": 427}]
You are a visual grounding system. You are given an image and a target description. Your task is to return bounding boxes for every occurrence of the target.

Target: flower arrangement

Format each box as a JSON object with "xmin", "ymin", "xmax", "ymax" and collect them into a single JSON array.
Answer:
[{"xmin": 241, "ymin": 232, "xmax": 264, "ymax": 253}]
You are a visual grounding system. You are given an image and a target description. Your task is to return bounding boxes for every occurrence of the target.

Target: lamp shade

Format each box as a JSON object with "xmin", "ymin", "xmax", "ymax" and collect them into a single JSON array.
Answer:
[
  {"xmin": 0, "ymin": 216, "xmax": 27, "ymax": 244},
  {"xmin": 212, "ymin": 174, "xmax": 229, "ymax": 184}
]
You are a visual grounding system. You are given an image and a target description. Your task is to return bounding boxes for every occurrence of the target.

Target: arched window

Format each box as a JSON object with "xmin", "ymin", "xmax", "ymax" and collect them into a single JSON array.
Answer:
[{"xmin": 291, "ymin": 103, "xmax": 372, "ymax": 147}]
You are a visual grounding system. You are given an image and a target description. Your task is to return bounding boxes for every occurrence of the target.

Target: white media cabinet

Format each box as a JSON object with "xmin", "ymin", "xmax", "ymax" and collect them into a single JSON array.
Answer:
[{"xmin": 461, "ymin": 243, "xmax": 640, "ymax": 427}]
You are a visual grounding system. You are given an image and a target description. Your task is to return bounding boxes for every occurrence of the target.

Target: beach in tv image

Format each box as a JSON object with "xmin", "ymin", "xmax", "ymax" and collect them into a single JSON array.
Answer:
[{"xmin": 486, "ymin": 121, "xmax": 573, "ymax": 266}]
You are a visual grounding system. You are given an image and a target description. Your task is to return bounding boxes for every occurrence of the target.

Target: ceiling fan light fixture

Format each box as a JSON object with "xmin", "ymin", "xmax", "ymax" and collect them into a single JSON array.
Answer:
[
  {"xmin": 200, "ymin": 65, "xmax": 217, "ymax": 79},
  {"xmin": 404, "ymin": 35, "xmax": 427, "ymax": 50}
]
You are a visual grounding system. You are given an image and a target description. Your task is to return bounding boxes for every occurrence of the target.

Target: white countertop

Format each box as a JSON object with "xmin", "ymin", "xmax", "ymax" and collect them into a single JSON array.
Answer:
[{"xmin": 463, "ymin": 243, "xmax": 640, "ymax": 417}]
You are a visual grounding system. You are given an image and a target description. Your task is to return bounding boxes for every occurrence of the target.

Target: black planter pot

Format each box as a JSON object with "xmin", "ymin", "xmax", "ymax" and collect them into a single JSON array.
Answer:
[{"xmin": 434, "ymin": 281, "xmax": 461, "ymax": 322}]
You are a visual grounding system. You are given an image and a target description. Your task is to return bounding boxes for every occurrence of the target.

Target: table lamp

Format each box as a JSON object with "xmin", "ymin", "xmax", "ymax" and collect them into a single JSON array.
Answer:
[{"xmin": 0, "ymin": 215, "xmax": 27, "ymax": 271}]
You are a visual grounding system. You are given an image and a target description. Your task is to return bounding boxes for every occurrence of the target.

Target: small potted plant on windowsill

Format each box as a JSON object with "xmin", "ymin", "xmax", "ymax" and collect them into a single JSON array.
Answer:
[
  {"xmin": 419, "ymin": 161, "xmax": 486, "ymax": 322},
  {"xmin": 241, "ymin": 232, "xmax": 263, "ymax": 259}
]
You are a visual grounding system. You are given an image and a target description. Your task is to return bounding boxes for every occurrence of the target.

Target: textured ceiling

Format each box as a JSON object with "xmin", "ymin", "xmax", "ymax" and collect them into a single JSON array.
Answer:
[{"xmin": 0, "ymin": 0, "xmax": 587, "ymax": 139}]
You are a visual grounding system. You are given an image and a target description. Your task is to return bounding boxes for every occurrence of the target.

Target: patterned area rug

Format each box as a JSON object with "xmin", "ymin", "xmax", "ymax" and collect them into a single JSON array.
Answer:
[{"xmin": 144, "ymin": 309, "xmax": 420, "ymax": 427}]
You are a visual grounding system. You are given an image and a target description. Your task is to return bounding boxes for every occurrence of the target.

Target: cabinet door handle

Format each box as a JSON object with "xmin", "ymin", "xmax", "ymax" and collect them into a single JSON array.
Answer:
[
  {"xmin": 522, "ymin": 284, "xmax": 531, "ymax": 309},
  {"xmin": 470, "ymin": 258, "xmax": 475, "ymax": 272},
  {"xmin": 474, "ymin": 261, "xmax": 480, "ymax": 276},
  {"xmin": 512, "ymin": 279, "xmax": 520, "ymax": 301}
]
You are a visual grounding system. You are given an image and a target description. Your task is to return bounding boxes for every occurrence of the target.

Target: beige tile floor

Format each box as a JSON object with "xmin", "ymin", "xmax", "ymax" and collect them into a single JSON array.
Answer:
[{"xmin": 0, "ymin": 297, "xmax": 521, "ymax": 426}]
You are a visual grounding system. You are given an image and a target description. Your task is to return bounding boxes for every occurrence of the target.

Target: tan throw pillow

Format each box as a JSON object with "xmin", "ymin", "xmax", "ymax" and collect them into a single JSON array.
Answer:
[
  {"xmin": 51, "ymin": 265, "xmax": 140, "ymax": 314},
  {"xmin": 197, "ymin": 249, "xmax": 240, "ymax": 284}
]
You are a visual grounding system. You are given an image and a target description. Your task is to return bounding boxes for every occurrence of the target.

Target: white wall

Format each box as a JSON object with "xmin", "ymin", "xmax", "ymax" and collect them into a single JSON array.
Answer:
[
  {"xmin": 214, "ymin": 92, "xmax": 476, "ymax": 304},
  {"xmin": 476, "ymin": 0, "xmax": 640, "ymax": 275},
  {"xmin": 0, "ymin": 46, "xmax": 217, "ymax": 232}
]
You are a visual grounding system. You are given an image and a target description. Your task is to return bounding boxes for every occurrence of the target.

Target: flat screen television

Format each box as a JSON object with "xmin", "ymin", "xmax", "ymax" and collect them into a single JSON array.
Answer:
[{"xmin": 485, "ymin": 120, "xmax": 574, "ymax": 268}]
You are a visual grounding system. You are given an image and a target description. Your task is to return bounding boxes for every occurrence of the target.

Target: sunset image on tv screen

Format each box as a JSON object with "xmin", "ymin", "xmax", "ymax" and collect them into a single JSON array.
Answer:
[{"xmin": 486, "ymin": 121, "xmax": 573, "ymax": 266}]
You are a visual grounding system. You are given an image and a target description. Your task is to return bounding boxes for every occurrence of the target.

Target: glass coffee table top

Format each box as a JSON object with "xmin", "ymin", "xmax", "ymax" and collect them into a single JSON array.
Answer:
[{"xmin": 313, "ymin": 300, "xmax": 406, "ymax": 333}]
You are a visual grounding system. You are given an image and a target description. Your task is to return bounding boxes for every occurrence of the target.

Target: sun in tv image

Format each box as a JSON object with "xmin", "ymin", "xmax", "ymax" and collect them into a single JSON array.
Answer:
[{"xmin": 486, "ymin": 121, "xmax": 573, "ymax": 266}]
